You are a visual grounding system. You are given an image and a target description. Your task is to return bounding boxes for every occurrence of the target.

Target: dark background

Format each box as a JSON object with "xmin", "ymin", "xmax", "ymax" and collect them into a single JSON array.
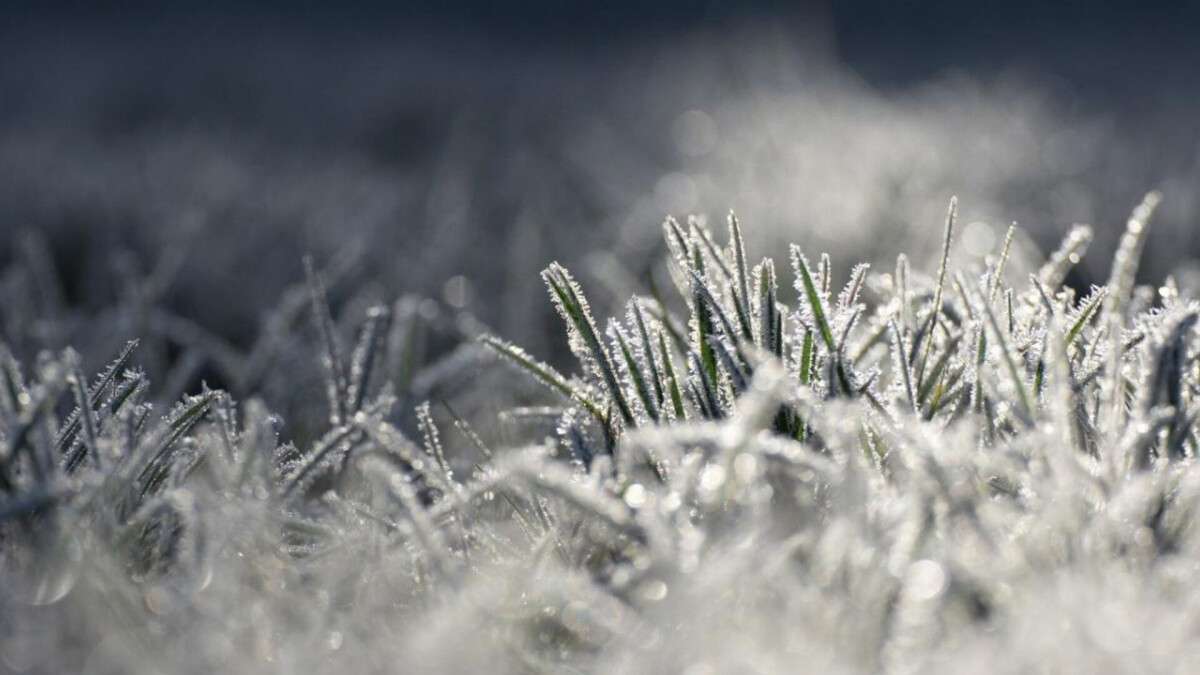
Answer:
[{"xmin": 9, "ymin": 1, "xmax": 1199, "ymax": 79}]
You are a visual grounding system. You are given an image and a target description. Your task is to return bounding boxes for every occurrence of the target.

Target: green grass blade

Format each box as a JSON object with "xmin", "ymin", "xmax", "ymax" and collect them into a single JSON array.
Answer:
[
  {"xmin": 610, "ymin": 319, "xmax": 660, "ymax": 423},
  {"xmin": 916, "ymin": 195, "xmax": 957, "ymax": 389},
  {"xmin": 632, "ymin": 301, "xmax": 665, "ymax": 406},
  {"xmin": 790, "ymin": 245, "xmax": 835, "ymax": 351},
  {"xmin": 977, "ymin": 285, "xmax": 1033, "ymax": 423},
  {"xmin": 1065, "ymin": 287, "xmax": 1107, "ymax": 349},
  {"xmin": 480, "ymin": 335, "xmax": 607, "ymax": 427},
  {"xmin": 727, "ymin": 211, "xmax": 755, "ymax": 340},
  {"xmin": 657, "ymin": 330, "xmax": 687, "ymax": 420},
  {"xmin": 543, "ymin": 262, "xmax": 636, "ymax": 427}
]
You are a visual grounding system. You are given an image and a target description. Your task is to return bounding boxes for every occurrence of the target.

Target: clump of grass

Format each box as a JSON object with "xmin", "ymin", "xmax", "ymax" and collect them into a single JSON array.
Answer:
[{"xmin": 5, "ymin": 193, "xmax": 1200, "ymax": 674}]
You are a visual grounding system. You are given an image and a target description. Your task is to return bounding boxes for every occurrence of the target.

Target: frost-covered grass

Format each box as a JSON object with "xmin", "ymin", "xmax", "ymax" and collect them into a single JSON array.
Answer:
[{"xmin": 4, "ymin": 191, "xmax": 1200, "ymax": 674}]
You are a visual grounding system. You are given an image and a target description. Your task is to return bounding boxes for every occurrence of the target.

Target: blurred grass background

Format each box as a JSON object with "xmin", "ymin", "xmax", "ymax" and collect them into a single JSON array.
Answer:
[{"xmin": 1, "ymin": 1, "xmax": 1198, "ymax": 372}]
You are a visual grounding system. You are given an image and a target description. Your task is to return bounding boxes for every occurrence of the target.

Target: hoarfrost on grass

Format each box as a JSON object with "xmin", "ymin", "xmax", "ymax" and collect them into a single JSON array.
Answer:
[{"xmin": 5, "ymin": 193, "xmax": 1200, "ymax": 674}]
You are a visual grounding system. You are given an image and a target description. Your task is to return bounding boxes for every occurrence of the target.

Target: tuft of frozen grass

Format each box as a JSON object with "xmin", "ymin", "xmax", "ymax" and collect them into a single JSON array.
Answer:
[{"xmin": 8, "ymin": 193, "xmax": 1200, "ymax": 674}]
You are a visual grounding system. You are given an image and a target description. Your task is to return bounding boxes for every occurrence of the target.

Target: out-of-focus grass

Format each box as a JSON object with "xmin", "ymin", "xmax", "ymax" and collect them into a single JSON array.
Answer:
[{"xmin": 2, "ymin": 25, "xmax": 1197, "ymax": 380}]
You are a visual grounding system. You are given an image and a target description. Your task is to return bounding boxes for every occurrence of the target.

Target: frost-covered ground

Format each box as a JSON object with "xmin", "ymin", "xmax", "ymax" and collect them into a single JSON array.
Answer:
[
  {"xmin": 4, "ymin": 188, "xmax": 1200, "ymax": 673},
  {"xmin": 3, "ymin": 19, "xmax": 1200, "ymax": 675}
]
